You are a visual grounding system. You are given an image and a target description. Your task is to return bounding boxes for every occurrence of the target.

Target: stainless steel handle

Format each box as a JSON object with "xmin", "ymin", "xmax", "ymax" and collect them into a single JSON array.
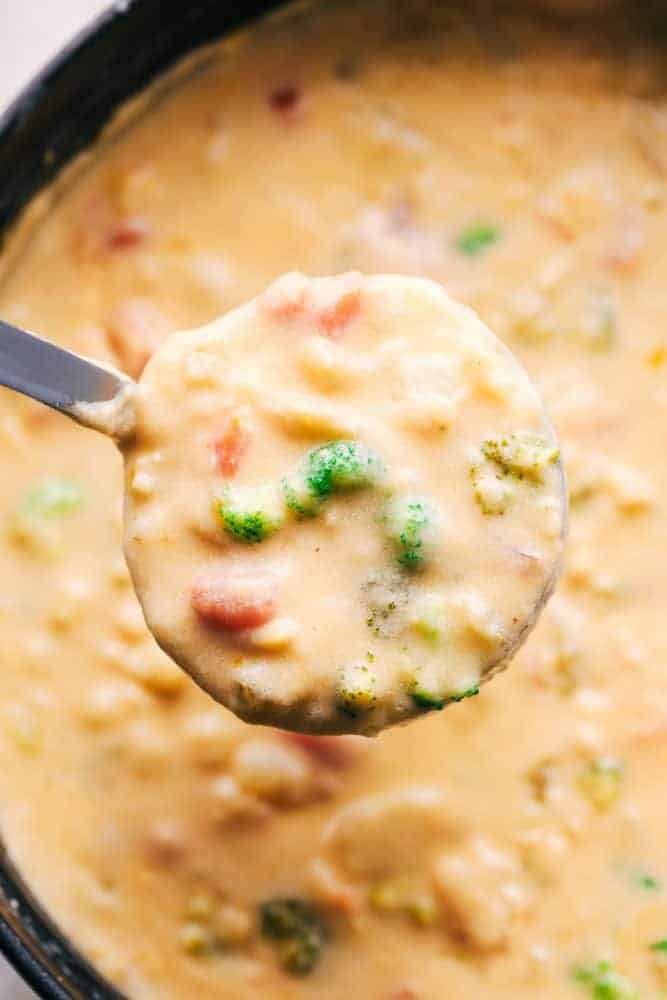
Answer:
[{"xmin": 0, "ymin": 319, "xmax": 135, "ymax": 439}]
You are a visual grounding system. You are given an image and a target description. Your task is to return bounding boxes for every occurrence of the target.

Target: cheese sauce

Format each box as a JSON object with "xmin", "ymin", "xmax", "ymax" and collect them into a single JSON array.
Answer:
[{"xmin": 0, "ymin": 1, "xmax": 666, "ymax": 998}]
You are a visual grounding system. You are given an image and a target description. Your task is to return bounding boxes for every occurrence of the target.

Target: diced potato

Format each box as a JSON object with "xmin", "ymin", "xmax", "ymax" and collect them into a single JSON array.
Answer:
[
  {"xmin": 265, "ymin": 393, "xmax": 359, "ymax": 439},
  {"xmin": 433, "ymin": 835, "xmax": 533, "ymax": 952},
  {"xmin": 244, "ymin": 617, "xmax": 296, "ymax": 651},
  {"xmin": 231, "ymin": 738, "xmax": 313, "ymax": 805},
  {"xmin": 399, "ymin": 394, "xmax": 458, "ymax": 433},
  {"xmin": 208, "ymin": 775, "xmax": 272, "ymax": 827},
  {"xmin": 183, "ymin": 710, "xmax": 242, "ymax": 768},
  {"xmin": 323, "ymin": 786, "xmax": 460, "ymax": 880},
  {"xmin": 297, "ymin": 336, "xmax": 367, "ymax": 391},
  {"xmin": 215, "ymin": 904, "xmax": 253, "ymax": 944}
]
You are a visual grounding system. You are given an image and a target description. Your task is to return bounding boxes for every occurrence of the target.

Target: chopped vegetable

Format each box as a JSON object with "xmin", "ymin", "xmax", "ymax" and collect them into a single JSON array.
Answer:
[
  {"xmin": 192, "ymin": 566, "xmax": 277, "ymax": 630},
  {"xmin": 268, "ymin": 85, "xmax": 303, "ymax": 118},
  {"xmin": 305, "ymin": 441, "xmax": 384, "ymax": 499},
  {"xmin": 179, "ymin": 921, "xmax": 214, "ymax": 956},
  {"xmin": 409, "ymin": 592, "xmax": 446, "ymax": 641},
  {"xmin": 650, "ymin": 940, "xmax": 667, "ymax": 953},
  {"xmin": 213, "ymin": 415, "xmax": 249, "ymax": 477},
  {"xmin": 337, "ymin": 663, "xmax": 377, "ymax": 716},
  {"xmin": 316, "ymin": 289, "xmax": 361, "ymax": 337},
  {"xmin": 470, "ymin": 463, "xmax": 513, "ymax": 516},
  {"xmin": 10, "ymin": 478, "xmax": 86, "ymax": 556},
  {"xmin": 260, "ymin": 898, "xmax": 327, "ymax": 976},
  {"xmin": 572, "ymin": 960, "xmax": 639, "ymax": 1000},
  {"xmin": 382, "ymin": 495, "xmax": 440, "ymax": 571},
  {"xmin": 407, "ymin": 667, "xmax": 479, "ymax": 711},
  {"xmin": 369, "ymin": 876, "xmax": 439, "ymax": 926},
  {"xmin": 282, "ymin": 467, "xmax": 324, "ymax": 519},
  {"xmin": 19, "ymin": 479, "xmax": 85, "ymax": 518},
  {"xmin": 215, "ymin": 484, "xmax": 285, "ymax": 543},
  {"xmin": 578, "ymin": 756, "xmax": 624, "ymax": 811},
  {"xmin": 482, "ymin": 433, "xmax": 559, "ymax": 484},
  {"xmin": 633, "ymin": 871, "xmax": 661, "ymax": 892},
  {"xmin": 456, "ymin": 224, "xmax": 500, "ymax": 256}
]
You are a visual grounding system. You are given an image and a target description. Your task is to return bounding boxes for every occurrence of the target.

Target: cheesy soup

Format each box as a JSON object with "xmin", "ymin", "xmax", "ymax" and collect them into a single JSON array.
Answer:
[{"xmin": 0, "ymin": 1, "xmax": 665, "ymax": 998}]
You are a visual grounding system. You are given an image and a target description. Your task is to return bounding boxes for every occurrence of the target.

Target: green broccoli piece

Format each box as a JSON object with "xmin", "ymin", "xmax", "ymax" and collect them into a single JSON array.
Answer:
[
  {"xmin": 632, "ymin": 870, "xmax": 661, "ymax": 892},
  {"xmin": 408, "ymin": 667, "xmax": 479, "ymax": 711},
  {"xmin": 650, "ymin": 940, "xmax": 667, "ymax": 953},
  {"xmin": 336, "ymin": 662, "xmax": 377, "ymax": 716},
  {"xmin": 260, "ymin": 898, "xmax": 328, "ymax": 976},
  {"xmin": 282, "ymin": 441, "xmax": 384, "ymax": 520},
  {"xmin": 383, "ymin": 495, "xmax": 440, "ymax": 571},
  {"xmin": 305, "ymin": 441, "xmax": 384, "ymax": 499},
  {"xmin": 481, "ymin": 433, "xmax": 559, "ymax": 484},
  {"xmin": 282, "ymin": 467, "xmax": 323, "ymax": 520},
  {"xmin": 456, "ymin": 224, "xmax": 500, "ymax": 256},
  {"xmin": 572, "ymin": 960, "xmax": 639, "ymax": 1000},
  {"xmin": 20, "ymin": 479, "xmax": 85, "ymax": 518},
  {"xmin": 215, "ymin": 484, "xmax": 285, "ymax": 543}
]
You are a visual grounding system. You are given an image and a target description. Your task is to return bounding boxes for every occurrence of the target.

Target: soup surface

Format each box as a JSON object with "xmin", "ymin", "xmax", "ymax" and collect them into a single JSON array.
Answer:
[
  {"xmin": 1, "ymin": 1, "xmax": 667, "ymax": 998},
  {"xmin": 124, "ymin": 272, "xmax": 564, "ymax": 734}
]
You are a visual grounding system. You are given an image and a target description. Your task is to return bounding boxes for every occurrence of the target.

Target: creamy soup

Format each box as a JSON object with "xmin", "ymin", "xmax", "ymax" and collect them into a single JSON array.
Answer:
[
  {"xmin": 1, "ymin": 1, "xmax": 667, "ymax": 998},
  {"xmin": 123, "ymin": 271, "xmax": 564, "ymax": 734}
]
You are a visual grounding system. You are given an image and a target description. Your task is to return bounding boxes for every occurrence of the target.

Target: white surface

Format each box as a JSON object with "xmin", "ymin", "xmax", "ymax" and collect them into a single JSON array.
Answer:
[{"xmin": 0, "ymin": 3, "xmax": 109, "ymax": 995}]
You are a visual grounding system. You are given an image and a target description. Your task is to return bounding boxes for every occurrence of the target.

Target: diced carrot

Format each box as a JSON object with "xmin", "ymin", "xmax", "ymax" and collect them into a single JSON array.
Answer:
[
  {"xmin": 268, "ymin": 85, "xmax": 303, "ymax": 119},
  {"xmin": 282, "ymin": 732, "xmax": 367, "ymax": 768},
  {"xmin": 261, "ymin": 273, "xmax": 309, "ymax": 322},
  {"xmin": 316, "ymin": 290, "xmax": 361, "ymax": 338},
  {"xmin": 107, "ymin": 216, "xmax": 152, "ymax": 250},
  {"xmin": 213, "ymin": 415, "xmax": 249, "ymax": 477},
  {"xmin": 192, "ymin": 566, "xmax": 277, "ymax": 631}
]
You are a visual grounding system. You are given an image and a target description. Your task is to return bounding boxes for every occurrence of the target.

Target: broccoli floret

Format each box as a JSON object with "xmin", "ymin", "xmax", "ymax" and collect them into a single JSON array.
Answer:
[
  {"xmin": 336, "ymin": 662, "xmax": 377, "ymax": 716},
  {"xmin": 383, "ymin": 495, "xmax": 440, "ymax": 571},
  {"xmin": 470, "ymin": 464, "xmax": 513, "ymax": 516},
  {"xmin": 215, "ymin": 484, "xmax": 285, "ymax": 543},
  {"xmin": 260, "ymin": 898, "xmax": 328, "ymax": 976},
  {"xmin": 407, "ymin": 667, "xmax": 479, "ymax": 711},
  {"xmin": 305, "ymin": 441, "xmax": 384, "ymax": 499},
  {"xmin": 481, "ymin": 433, "xmax": 559, "ymax": 484},
  {"xmin": 572, "ymin": 960, "xmax": 639, "ymax": 1000},
  {"xmin": 282, "ymin": 468, "xmax": 323, "ymax": 519},
  {"xmin": 282, "ymin": 441, "xmax": 384, "ymax": 520}
]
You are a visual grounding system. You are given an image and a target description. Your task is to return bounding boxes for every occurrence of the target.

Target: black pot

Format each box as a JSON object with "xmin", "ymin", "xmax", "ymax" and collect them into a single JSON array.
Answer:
[{"xmin": 0, "ymin": 2, "xmax": 280, "ymax": 996}]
